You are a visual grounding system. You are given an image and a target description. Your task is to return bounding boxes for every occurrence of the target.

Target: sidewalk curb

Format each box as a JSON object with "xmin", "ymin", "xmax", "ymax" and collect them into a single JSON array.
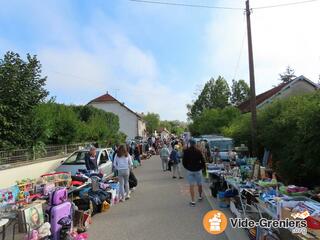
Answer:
[{"xmin": 203, "ymin": 182, "xmax": 248, "ymax": 240}]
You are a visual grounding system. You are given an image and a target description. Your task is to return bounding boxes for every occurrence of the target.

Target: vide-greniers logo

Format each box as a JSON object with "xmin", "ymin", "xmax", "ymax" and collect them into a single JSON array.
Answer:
[
  {"xmin": 203, "ymin": 210, "xmax": 308, "ymax": 235},
  {"xmin": 203, "ymin": 210, "xmax": 228, "ymax": 235},
  {"xmin": 229, "ymin": 218, "xmax": 307, "ymax": 235}
]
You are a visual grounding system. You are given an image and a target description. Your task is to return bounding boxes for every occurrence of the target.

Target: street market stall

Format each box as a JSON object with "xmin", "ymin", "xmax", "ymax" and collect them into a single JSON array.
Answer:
[
  {"xmin": 206, "ymin": 156, "xmax": 320, "ymax": 240},
  {"xmin": 0, "ymin": 169, "xmax": 123, "ymax": 240}
]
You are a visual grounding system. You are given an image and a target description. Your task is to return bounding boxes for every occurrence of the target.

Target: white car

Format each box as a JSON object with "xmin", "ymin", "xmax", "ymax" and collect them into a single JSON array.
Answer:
[{"xmin": 55, "ymin": 148, "xmax": 114, "ymax": 177}]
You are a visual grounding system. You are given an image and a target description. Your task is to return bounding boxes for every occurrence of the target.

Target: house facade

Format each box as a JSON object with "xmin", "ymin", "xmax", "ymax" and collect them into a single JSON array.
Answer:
[
  {"xmin": 88, "ymin": 93, "xmax": 147, "ymax": 140},
  {"xmin": 158, "ymin": 128, "xmax": 170, "ymax": 140},
  {"xmin": 238, "ymin": 76, "xmax": 319, "ymax": 113}
]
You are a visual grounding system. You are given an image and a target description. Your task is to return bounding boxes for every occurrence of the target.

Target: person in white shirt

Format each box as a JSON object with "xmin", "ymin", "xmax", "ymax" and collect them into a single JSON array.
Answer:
[{"xmin": 113, "ymin": 145, "xmax": 133, "ymax": 201}]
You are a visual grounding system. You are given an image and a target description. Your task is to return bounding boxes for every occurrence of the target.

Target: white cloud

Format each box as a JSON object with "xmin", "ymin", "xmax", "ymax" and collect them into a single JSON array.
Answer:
[
  {"xmin": 203, "ymin": 0, "xmax": 320, "ymax": 93},
  {"xmin": 34, "ymin": 7, "xmax": 188, "ymax": 120}
]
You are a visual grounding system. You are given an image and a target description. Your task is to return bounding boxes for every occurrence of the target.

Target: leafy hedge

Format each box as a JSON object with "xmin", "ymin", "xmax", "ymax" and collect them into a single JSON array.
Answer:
[
  {"xmin": 1, "ymin": 103, "xmax": 126, "ymax": 149},
  {"xmin": 223, "ymin": 92, "xmax": 320, "ymax": 187},
  {"xmin": 33, "ymin": 103, "xmax": 125, "ymax": 146}
]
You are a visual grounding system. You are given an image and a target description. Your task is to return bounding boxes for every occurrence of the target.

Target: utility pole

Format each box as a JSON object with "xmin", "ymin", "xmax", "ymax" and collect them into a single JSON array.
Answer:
[{"xmin": 245, "ymin": 0, "xmax": 257, "ymax": 156}]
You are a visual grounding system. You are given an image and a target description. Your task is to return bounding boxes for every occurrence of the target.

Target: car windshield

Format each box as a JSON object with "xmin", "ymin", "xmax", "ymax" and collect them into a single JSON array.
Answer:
[
  {"xmin": 209, "ymin": 140, "xmax": 233, "ymax": 152},
  {"xmin": 63, "ymin": 151, "xmax": 100, "ymax": 165}
]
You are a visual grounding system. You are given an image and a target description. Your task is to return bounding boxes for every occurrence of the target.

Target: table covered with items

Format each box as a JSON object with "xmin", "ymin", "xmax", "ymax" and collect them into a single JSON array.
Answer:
[
  {"xmin": 0, "ymin": 168, "xmax": 136, "ymax": 240},
  {"xmin": 206, "ymin": 159, "xmax": 320, "ymax": 240}
]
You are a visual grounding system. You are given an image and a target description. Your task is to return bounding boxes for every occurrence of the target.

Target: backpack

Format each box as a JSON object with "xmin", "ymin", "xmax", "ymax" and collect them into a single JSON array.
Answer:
[{"xmin": 170, "ymin": 150, "xmax": 179, "ymax": 164}]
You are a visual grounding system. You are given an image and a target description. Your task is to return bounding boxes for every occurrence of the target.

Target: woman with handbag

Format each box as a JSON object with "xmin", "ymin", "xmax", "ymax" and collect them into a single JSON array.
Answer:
[{"xmin": 113, "ymin": 145, "xmax": 133, "ymax": 202}]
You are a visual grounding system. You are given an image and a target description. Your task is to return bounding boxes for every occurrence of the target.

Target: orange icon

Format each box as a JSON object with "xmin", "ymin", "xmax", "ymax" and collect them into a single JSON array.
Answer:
[{"xmin": 203, "ymin": 210, "xmax": 228, "ymax": 235}]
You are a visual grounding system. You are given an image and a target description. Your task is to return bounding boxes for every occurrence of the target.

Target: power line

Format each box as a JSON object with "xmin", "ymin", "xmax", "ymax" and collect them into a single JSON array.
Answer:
[
  {"xmin": 129, "ymin": 0, "xmax": 320, "ymax": 10},
  {"xmin": 233, "ymin": 14, "xmax": 246, "ymax": 81},
  {"xmin": 128, "ymin": 0, "xmax": 243, "ymax": 10},
  {"xmin": 253, "ymin": 0, "xmax": 319, "ymax": 9}
]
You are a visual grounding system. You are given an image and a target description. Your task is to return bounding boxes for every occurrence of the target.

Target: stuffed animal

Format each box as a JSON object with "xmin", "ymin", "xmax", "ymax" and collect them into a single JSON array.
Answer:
[{"xmin": 38, "ymin": 222, "xmax": 51, "ymax": 238}]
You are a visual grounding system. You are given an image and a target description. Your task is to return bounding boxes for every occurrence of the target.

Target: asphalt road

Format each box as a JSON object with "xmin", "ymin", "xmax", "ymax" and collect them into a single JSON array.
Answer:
[{"xmin": 88, "ymin": 156, "xmax": 228, "ymax": 240}]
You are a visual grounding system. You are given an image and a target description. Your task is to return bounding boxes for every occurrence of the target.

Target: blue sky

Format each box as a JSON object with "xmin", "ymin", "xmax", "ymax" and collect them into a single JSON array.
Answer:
[{"xmin": 1, "ymin": 0, "xmax": 320, "ymax": 121}]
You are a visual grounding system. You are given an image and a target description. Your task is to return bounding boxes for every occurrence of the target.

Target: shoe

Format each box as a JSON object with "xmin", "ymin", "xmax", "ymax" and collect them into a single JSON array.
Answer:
[
  {"xmin": 190, "ymin": 202, "xmax": 196, "ymax": 207},
  {"xmin": 179, "ymin": 176, "xmax": 184, "ymax": 179},
  {"xmin": 198, "ymin": 196, "xmax": 203, "ymax": 201},
  {"xmin": 119, "ymin": 198, "xmax": 125, "ymax": 202},
  {"xmin": 125, "ymin": 195, "xmax": 130, "ymax": 200},
  {"xmin": 172, "ymin": 176, "xmax": 177, "ymax": 179}
]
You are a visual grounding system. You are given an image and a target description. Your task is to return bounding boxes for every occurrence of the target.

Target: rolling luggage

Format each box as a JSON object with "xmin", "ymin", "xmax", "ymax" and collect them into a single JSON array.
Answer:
[
  {"xmin": 49, "ymin": 187, "xmax": 68, "ymax": 206},
  {"xmin": 47, "ymin": 201, "xmax": 72, "ymax": 240}
]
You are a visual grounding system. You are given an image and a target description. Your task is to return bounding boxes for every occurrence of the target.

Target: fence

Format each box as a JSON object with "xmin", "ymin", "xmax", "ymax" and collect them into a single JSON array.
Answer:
[{"xmin": 0, "ymin": 143, "xmax": 90, "ymax": 168}]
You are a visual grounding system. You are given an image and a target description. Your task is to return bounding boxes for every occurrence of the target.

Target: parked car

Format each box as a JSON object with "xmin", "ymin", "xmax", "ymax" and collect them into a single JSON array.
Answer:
[
  {"xmin": 55, "ymin": 148, "xmax": 115, "ymax": 176},
  {"xmin": 208, "ymin": 136, "xmax": 234, "ymax": 161}
]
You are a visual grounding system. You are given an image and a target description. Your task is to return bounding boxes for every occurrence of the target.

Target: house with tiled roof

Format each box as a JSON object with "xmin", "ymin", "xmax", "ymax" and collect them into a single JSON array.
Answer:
[
  {"xmin": 157, "ymin": 128, "xmax": 171, "ymax": 140},
  {"xmin": 238, "ymin": 76, "xmax": 319, "ymax": 113},
  {"xmin": 88, "ymin": 92, "xmax": 147, "ymax": 140}
]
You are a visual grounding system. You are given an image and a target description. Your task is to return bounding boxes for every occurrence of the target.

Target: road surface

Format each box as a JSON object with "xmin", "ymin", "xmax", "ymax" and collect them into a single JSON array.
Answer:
[{"xmin": 88, "ymin": 156, "xmax": 229, "ymax": 240}]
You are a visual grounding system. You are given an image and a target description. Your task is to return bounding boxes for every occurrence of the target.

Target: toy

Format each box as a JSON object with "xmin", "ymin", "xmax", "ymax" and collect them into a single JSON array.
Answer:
[
  {"xmin": 19, "ymin": 191, "xmax": 25, "ymax": 201},
  {"xmin": 25, "ymin": 230, "xmax": 39, "ymax": 240},
  {"xmin": 38, "ymin": 222, "xmax": 51, "ymax": 238}
]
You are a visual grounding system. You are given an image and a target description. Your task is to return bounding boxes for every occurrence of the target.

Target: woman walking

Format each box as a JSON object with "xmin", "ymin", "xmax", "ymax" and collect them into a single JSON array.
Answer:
[
  {"xmin": 113, "ymin": 145, "xmax": 133, "ymax": 202},
  {"xmin": 169, "ymin": 145, "xmax": 183, "ymax": 179}
]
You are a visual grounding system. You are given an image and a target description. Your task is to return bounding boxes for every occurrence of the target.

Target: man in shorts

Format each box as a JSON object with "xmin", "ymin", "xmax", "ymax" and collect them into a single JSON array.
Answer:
[{"xmin": 182, "ymin": 139, "xmax": 206, "ymax": 206}]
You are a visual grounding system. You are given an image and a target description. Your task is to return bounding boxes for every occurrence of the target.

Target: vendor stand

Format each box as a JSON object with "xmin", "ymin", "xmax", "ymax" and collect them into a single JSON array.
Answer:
[
  {"xmin": 0, "ymin": 167, "xmax": 122, "ymax": 240},
  {"xmin": 207, "ymin": 153, "xmax": 320, "ymax": 240}
]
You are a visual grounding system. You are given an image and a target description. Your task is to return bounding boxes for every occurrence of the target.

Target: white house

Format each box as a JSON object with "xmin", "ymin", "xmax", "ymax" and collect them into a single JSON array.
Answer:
[
  {"xmin": 158, "ymin": 128, "xmax": 171, "ymax": 140},
  {"xmin": 88, "ymin": 93, "xmax": 147, "ymax": 140},
  {"xmin": 238, "ymin": 75, "xmax": 319, "ymax": 113}
]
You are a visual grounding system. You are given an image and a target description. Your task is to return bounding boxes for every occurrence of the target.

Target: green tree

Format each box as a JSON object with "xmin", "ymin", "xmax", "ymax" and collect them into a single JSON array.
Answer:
[
  {"xmin": 279, "ymin": 66, "xmax": 296, "ymax": 83},
  {"xmin": 231, "ymin": 79, "xmax": 250, "ymax": 105},
  {"xmin": 159, "ymin": 120, "xmax": 172, "ymax": 132},
  {"xmin": 0, "ymin": 52, "xmax": 49, "ymax": 148},
  {"xmin": 143, "ymin": 112, "xmax": 160, "ymax": 134},
  {"xmin": 189, "ymin": 107, "xmax": 240, "ymax": 136},
  {"xmin": 169, "ymin": 120, "xmax": 186, "ymax": 135},
  {"xmin": 188, "ymin": 76, "xmax": 230, "ymax": 120}
]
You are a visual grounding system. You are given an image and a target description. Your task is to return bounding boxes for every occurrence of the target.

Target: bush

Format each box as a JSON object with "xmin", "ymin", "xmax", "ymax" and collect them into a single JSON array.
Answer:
[
  {"xmin": 225, "ymin": 92, "xmax": 320, "ymax": 187},
  {"xmin": 31, "ymin": 103, "xmax": 122, "ymax": 146}
]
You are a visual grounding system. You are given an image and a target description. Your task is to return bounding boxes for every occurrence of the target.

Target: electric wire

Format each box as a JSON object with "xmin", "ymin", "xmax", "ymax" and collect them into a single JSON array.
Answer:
[
  {"xmin": 128, "ymin": 0, "xmax": 243, "ymax": 10},
  {"xmin": 233, "ymin": 15, "xmax": 246, "ymax": 81},
  {"xmin": 128, "ymin": 0, "xmax": 320, "ymax": 10},
  {"xmin": 253, "ymin": 0, "xmax": 319, "ymax": 9}
]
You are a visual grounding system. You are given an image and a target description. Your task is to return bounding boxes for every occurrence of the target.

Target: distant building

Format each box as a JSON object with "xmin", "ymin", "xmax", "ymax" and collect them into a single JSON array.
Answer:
[
  {"xmin": 88, "ymin": 93, "xmax": 147, "ymax": 140},
  {"xmin": 238, "ymin": 75, "xmax": 319, "ymax": 113},
  {"xmin": 158, "ymin": 128, "xmax": 171, "ymax": 140}
]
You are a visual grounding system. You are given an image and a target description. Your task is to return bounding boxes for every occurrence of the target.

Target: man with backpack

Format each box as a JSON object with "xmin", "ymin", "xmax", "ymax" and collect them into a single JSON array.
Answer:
[{"xmin": 182, "ymin": 139, "xmax": 206, "ymax": 207}]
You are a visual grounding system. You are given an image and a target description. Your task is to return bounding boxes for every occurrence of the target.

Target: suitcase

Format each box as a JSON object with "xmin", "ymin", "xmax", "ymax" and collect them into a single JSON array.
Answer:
[
  {"xmin": 47, "ymin": 201, "xmax": 72, "ymax": 240},
  {"xmin": 49, "ymin": 187, "xmax": 68, "ymax": 206}
]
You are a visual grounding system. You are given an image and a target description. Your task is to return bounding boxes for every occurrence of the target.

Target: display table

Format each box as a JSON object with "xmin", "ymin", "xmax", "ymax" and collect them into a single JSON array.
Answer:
[{"xmin": 0, "ymin": 218, "xmax": 9, "ymax": 240}]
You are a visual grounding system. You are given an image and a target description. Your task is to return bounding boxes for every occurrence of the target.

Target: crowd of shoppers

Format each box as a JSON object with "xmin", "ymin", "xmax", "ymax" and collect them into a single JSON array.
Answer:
[{"xmin": 84, "ymin": 135, "xmax": 209, "ymax": 207}]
